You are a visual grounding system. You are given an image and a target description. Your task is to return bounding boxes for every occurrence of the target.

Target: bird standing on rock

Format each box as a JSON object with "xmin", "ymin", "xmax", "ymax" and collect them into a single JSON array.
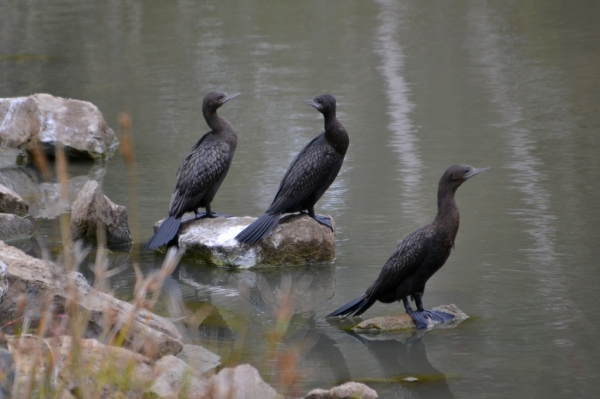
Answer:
[
  {"xmin": 145, "ymin": 90, "xmax": 240, "ymax": 250},
  {"xmin": 235, "ymin": 94, "xmax": 349, "ymax": 244},
  {"xmin": 326, "ymin": 164, "xmax": 490, "ymax": 329}
]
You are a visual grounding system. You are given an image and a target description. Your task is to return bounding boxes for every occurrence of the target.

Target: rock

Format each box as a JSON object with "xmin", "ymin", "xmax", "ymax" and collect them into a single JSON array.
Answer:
[
  {"xmin": 305, "ymin": 382, "xmax": 378, "ymax": 399},
  {"xmin": 209, "ymin": 364, "xmax": 281, "ymax": 399},
  {"xmin": 70, "ymin": 180, "xmax": 131, "ymax": 246},
  {"xmin": 0, "ymin": 163, "xmax": 106, "ymax": 219},
  {"xmin": 0, "ymin": 184, "xmax": 28, "ymax": 216},
  {"xmin": 0, "ymin": 261, "xmax": 7, "ymax": 304},
  {"xmin": 0, "ymin": 96, "xmax": 41, "ymax": 148},
  {"xmin": 0, "ymin": 213, "xmax": 33, "ymax": 241},
  {"xmin": 0, "ymin": 348, "xmax": 15, "ymax": 398},
  {"xmin": 354, "ymin": 304, "xmax": 469, "ymax": 332},
  {"xmin": 156, "ymin": 213, "xmax": 336, "ymax": 267},
  {"xmin": 7, "ymin": 335, "xmax": 154, "ymax": 398},
  {"xmin": 0, "ymin": 147, "xmax": 29, "ymax": 168},
  {"xmin": 0, "ymin": 241, "xmax": 183, "ymax": 359},
  {"xmin": 0, "ymin": 94, "xmax": 118, "ymax": 160},
  {"xmin": 176, "ymin": 344, "xmax": 221, "ymax": 375},
  {"xmin": 150, "ymin": 355, "xmax": 210, "ymax": 399}
]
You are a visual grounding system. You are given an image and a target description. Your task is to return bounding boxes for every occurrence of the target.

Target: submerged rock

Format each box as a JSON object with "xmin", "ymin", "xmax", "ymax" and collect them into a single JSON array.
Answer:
[
  {"xmin": 70, "ymin": 180, "xmax": 131, "ymax": 246},
  {"xmin": 0, "ymin": 213, "xmax": 33, "ymax": 242},
  {"xmin": 354, "ymin": 304, "xmax": 469, "ymax": 332},
  {"xmin": 305, "ymin": 382, "xmax": 378, "ymax": 399},
  {"xmin": 0, "ymin": 184, "xmax": 28, "ymax": 216},
  {"xmin": 0, "ymin": 241, "xmax": 183, "ymax": 358},
  {"xmin": 155, "ymin": 213, "xmax": 335, "ymax": 267},
  {"xmin": 0, "ymin": 93, "xmax": 118, "ymax": 160}
]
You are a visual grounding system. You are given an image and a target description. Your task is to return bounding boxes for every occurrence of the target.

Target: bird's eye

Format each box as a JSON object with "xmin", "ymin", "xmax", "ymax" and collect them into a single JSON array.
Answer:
[{"xmin": 464, "ymin": 168, "xmax": 470, "ymax": 174}]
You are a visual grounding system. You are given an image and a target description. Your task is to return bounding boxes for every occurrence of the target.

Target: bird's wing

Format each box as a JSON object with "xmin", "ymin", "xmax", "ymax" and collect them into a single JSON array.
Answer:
[
  {"xmin": 268, "ymin": 133, "xmax": 341, "ymax": 213},
  {"xmin": 365, "ymin": 228, "xmax": 431, "ymax": 299},
  {"xmin": 169, "ymin": 136, "xmax": 233, "ymax": 217}
]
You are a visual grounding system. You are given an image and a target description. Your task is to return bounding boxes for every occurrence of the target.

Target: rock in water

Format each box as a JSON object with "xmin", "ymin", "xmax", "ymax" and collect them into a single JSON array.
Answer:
[
  {"xmin": 354, "ymin": 304, "xmax": 469, "ymax": 332},
  {"xmin": 305, "ymin": 382, "xmax": 378, "ymax": 399},
  {"xmin": 0, "ymin": 213, "xmax": 33, "ymax": 242},
  {"xmin": 0, "ymin": 93, "xmax": 118, "ymax": 160},
  {"xmin": 70, "ymin": 180, "xmax": 131, "ymax": 246},
  {"xmin": 153, "ymin": 213, "xmax": 336, "ymax": 267},
  {"xmin": 0, "ymin": 184, "xmax": 28, "ymax": 216}
]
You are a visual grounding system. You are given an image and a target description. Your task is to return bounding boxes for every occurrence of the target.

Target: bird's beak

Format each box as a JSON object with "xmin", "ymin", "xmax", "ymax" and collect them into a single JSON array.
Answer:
[
  {"xmin": 303, "ymin": 99, "xmax": 321, "ymax": 110},
  {"xmin": 221, "ymin": 93, "xmax": 241, "ymax": 104},
  {"xmin": 465, "ymin": 166, "xmax": 491, "ymax": 179}
]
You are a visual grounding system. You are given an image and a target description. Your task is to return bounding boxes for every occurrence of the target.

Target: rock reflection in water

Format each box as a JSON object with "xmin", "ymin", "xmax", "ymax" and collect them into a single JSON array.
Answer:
[{"xmin": 348, "ymin": 330, "xmax": 454, "ymax": 399}]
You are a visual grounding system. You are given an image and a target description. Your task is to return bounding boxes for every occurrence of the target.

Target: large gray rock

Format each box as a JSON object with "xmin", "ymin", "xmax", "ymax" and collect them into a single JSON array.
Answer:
[
  {"xmin": 7, "ymin": 335, "xmax": 154, "ymax": 398},
  {"xmin": 0, "ymin": 241, "xmax": 183, "ymax": 359},
  {"xmin": 176, "ymin": 343, "xmax": 221, "ymax": 375},
  {"xmin": 354, "ymin": 304, "xmax": 469, "ymax": 332},
  {"xmin": 0, "ymin": 213, "xmax": 33, "ymax": 241},
  {"xmin": 0, "ymin": 94, "xmax": 118, "ymax": 160},
  {"xmin": 0, "ymin": 163, "xmax": 106, "ymax": 219},
  {"xmin": 0, "ymin": 260, "xmax": 8, "ymax": 304},
  {"xmin": 155, "ymin": 214, "xmax": 336, "ymax": 267},
  {"xmin": 305, "ymin": 382, "xmax": 378, "ymax": 399},
  {"xmin": 150, "ymin": 355, "xmax": 210, "ymax": 399},
  {"xmin": 0, "ymin": 147, "xmax": 29, "ymax": 168},
  {"xmin": 209, "ymin": 364, "xmax": 282, "ymax": 399},
  {"xmin": 0, "ymin": 184, "xmax": 28, "ymax": 216},
  {"xmin": 70, "ymin": 180, "xmax": 131, "ymax": 246}
]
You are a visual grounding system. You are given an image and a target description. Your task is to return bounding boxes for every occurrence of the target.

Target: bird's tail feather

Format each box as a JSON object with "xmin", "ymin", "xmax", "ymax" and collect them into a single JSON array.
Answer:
[
  {"xmin": 145, "ymin": 216, "xmax": 181, "ymax": 250},
  {"xmin": 235, "ymin": 213, "xmax": 281, "ymax": 244},
  {"xmin": 326, "ymin": 295, "xmax": 374, "ymax": 319}
]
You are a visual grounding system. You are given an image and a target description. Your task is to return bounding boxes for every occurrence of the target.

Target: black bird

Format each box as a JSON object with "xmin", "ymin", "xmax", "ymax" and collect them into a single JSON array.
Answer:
[
  {"xmin": 235, "ymin": 94, "xmax": 349, "ymax": 244},
  {"xmin": 145, "ymin": 90, "xmax": 240, "ymax": 250},
  {"xmin": 326, "ymin": 164, "xmax": 490, "ymax": 329}
]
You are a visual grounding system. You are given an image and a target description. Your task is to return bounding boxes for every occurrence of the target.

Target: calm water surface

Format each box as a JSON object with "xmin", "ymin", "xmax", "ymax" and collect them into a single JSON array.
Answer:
[{"xmin": 2, "ymin": 1, "xmax": 600, "ymax": 397}]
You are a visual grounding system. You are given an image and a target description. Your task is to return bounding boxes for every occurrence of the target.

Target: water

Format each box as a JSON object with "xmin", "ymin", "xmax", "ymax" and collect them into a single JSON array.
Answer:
[{"xmin": 2, "ymin": 1, "xmax": 600, "ymax": 397}]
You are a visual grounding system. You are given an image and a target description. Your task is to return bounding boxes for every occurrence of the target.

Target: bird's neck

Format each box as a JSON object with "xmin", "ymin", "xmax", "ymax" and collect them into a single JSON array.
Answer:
[
  {"xmin": 324, "ymin": 115, "xmax": 349, "ymax": 155},
  {"xmin": 203, "ymin": 109, "xmax": 226, "ymax": 131},
  {"xmin": 434, "ymin": 186, "xmax": 460, "ymax": 233}
]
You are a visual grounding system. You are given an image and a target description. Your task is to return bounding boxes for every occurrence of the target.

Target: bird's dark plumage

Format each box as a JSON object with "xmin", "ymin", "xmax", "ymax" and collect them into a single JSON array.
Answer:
[
  {"xmin": 236, "ymin": 94, "xmax": 349, "ymax": 244},
  {"xmin": 145, "ymin": 90, "xmax": 240, "ymax": 250},
  {"xmin": 326, "ymin": 164, "xmax": 490, "ymax": 328}
]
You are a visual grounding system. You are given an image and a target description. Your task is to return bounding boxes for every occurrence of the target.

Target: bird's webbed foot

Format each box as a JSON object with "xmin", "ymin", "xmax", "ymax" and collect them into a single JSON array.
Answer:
[
  {"xmin": 402, "ymin": 297, "xmax": 453, "ymax": 329},
  {"xmin": 406, "ymin": 309, "xmax": 454, "ymax": 329},
  {"xmin": 309, "ymin": 214, "xmax": 334, "ymax": 231}
]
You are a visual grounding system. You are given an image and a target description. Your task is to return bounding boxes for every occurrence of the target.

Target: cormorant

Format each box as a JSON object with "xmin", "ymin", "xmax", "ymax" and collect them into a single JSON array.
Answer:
[
  {"xmin": 145, "ymin": 90, "xmax": 240, "ymax": 250},
  {"xmin": 326, "ymin": 164, "xmax": 490, "ymax": 329},
  {"xmin": 235, "ymin": 94, "xmax": 349, "ymax": 244}
]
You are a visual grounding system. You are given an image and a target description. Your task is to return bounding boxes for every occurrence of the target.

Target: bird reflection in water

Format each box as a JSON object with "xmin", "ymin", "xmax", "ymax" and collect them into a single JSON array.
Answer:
[{"xmin": 347, "ymin": 329, "xmax": 454, "ymax": 399}]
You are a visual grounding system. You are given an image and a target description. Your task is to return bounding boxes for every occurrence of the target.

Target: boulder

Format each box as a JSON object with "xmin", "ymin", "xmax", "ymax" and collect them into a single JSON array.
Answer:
[
  {"xmin": 176, "ymin": 343, "xmax": 221, "ymax": 375},
  {"xmin": 0, "ymin": 184, "xmax": 28, "ymax": 216},
  {"xmin": 209, "ymin": 364, "xmax": 282, "ymax": 399},
  {"xmin": 354, "ymin": 304, "xmax": 469, "ymax": 332},
  {"xmin": 150, "ymin": 355, "xmax": 210, "ymax": 399},
  {"xmin": 0, "ymin": 147, "xmax": 29, "ymax": 168},
  {"xmin": 0, "ymin": 348, "xmax": 15, "ymax": 398},
  {"xmin": 0, "ymin": 213, "xmax": 33, "ymax": 241},
  {"xmin": 155, "ymin": 214, "xmax": 336, "ymax": 267},
  {"xmin": 0, "ymin": 163, "xmax": 106, "ymax": 219},
  {"xmin": 6, "ymin": 335, "xmax": 154, "ymax": 398},
  {"xmin": 0, "ymin": 94, "xmax": 118, "ymax": 160},
  {"xmin": 70, "ymin": 180, "xmax": 131, "ymax": 246},
  {"xmin": 0, "ymin": 260, "xmax": 8, "ymax": 304},
  {"xmin": 305, "ymin": 382, "xmax": 378, "ymax": 399},
  {"xmin": 0, "ymin": 241, "xmax": 183, "ymax": 359}
]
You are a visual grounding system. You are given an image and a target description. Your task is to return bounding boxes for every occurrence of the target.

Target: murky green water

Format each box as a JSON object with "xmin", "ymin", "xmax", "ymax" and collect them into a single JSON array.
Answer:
[{"xmin": 2, "ymin": 1, "xmax": 600, "ymax": 397}]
